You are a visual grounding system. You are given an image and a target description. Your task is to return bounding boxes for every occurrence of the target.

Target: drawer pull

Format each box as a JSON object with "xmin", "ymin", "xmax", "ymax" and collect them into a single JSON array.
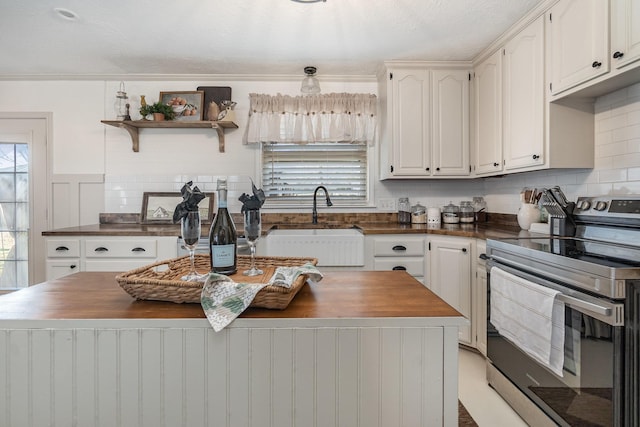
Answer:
[
  {"xmin": 70, "ymin": 264, "xmax": 77, "ymax": 269},
  {"xmin": 94, "ymin": 247, "xmax": 109, "ymax": 252},
  {"xmin": 392, "ymin": 266, "xmax": 407, "ymax": 271},
  {"xmin": 55, "ymin": 246, "xmax": 69, "ymax": 251},
  {"xmin": 392, "ymin": 245, "xmax": 407, "ymax": 252},
  {"xmin": 131, "ymin": 247, "xmax": 146, "ymax": 252}
]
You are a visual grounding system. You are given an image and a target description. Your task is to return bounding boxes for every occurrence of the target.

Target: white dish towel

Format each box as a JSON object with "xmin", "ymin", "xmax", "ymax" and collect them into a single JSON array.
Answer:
[{"xmin": 490, "ymin": 267, "xmax": 565, "ymax": 377}]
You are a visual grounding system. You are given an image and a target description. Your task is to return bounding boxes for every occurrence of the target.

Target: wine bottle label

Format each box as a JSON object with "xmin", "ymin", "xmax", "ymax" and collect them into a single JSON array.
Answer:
[{"xmin": 211, "ymin": 244, "xmax": 235, "ymax": 267}]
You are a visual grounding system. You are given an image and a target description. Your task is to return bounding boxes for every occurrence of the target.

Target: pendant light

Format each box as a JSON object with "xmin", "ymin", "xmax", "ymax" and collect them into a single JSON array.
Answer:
[{"xmin": 301, "ymin": 66, "xmax": 321, "ymax": 94}]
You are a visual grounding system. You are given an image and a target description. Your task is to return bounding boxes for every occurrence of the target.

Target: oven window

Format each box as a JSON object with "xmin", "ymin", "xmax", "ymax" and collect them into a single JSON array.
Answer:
[{"xmin": 489, "ymin": 302, "xmax": 621, "ymax": 427}]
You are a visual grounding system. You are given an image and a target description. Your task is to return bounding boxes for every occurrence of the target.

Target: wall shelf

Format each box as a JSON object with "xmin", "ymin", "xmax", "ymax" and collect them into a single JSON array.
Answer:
[{"xmin": 101, "ymin": 120, "xmax": 238, "ymax": 153}]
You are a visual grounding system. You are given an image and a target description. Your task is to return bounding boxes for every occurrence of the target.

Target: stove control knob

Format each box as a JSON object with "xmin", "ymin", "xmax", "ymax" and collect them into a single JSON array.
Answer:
[
  {"xmin": 577, "ymin": 200, "xmax": 591, "ymax": 210},
  {"xmin": 594, "ymin": 201, "xmax": 608, "ymax": 211}
]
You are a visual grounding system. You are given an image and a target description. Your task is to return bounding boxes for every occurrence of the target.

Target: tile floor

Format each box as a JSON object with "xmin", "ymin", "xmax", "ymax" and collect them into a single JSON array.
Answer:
[{"xmin": 458, "ymin": 347, "xmax": 528, "ymax": 426}]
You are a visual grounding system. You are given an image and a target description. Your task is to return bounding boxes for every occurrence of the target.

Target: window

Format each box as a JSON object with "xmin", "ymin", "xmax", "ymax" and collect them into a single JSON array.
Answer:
[
  {"xmin": 261, "ymin": 142, "xmax": 369, "ymax": 203},
  {"xmin": 0, "ymin": 143, "xmax": 29, "ymax": 288}
]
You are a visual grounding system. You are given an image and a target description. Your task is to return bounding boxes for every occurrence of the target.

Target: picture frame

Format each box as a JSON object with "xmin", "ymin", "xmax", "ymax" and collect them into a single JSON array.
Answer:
[
  {"xmin": 159, "ymin": 91, "xmax": 204, "ymax": 121},
  {"xmin": 140, "ymin": 192, "xmax": 215, "ymax": 224},
  {"xmin": 197, "ymin": 86, "xmax": 232, "ymax": 121}
]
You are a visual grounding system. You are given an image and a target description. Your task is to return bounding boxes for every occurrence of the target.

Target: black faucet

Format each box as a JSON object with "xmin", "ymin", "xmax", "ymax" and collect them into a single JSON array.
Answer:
[{"xmin": 312, "ymin": 185, "xmax": 333, "ymax": 224}]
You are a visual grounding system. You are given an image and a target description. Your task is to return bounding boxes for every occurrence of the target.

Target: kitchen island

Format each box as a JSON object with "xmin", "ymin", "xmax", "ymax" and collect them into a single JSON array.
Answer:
[{"xmin": 0, "ymin": 271, "xmax": 466, "ymax": 427}]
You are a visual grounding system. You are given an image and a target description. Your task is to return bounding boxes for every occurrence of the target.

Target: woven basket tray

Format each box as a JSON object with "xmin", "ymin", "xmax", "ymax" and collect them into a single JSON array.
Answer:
[{"xmin": 116, "ymin": 254, "xmax": 317, "ymax": 309}]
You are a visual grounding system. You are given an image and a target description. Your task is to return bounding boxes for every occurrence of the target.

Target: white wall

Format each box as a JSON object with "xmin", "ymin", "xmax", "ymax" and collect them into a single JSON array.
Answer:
[
  {"xmin": 484, "ymin": 82, "xmax": 640, "ymax": 213},
  {"xmin": 1, "ymin": 78, "xmax": 640, "ymax": 222}
]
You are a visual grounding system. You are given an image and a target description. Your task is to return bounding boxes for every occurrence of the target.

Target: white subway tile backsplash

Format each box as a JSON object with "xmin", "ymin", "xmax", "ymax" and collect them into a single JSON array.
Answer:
[
  {"xmin": 612, "ymin": 123, "xmax": 640, "ymax": 142},
  {"xmin": 613, "ymin": 152, "xmax": 640, "ymax": 169},
  {"xmin": 628, "ymin": 167, "xmax": 640, "ymax": 181},
  {"xmin": 627, "ymin": 109, "xmax": 640, "ymax": 125},
  {"xmin": 597, "ymin": 168, "xmax": 628, "ymax": 183},
  {"xmin": 598, "ymin": 112, "xmax": 627, "ymax": 133},
  {"xmin": 613, "ymin": 181, "xmax": 640, "ymax": 194},
  {"xmin": 596, "ymin": 141, "xmax": 627, "ymax": 157}
]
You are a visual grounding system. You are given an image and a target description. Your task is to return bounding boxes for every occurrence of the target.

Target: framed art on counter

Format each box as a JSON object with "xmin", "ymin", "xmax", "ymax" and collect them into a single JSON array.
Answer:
[{"xmin": 141, "ymin": 192, "xmax": 215, "ymax": 224}]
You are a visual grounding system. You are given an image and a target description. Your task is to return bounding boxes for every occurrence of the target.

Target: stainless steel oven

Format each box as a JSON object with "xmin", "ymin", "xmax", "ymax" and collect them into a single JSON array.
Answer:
[{"xmin": 486, "ymin": 194, "xmax": 640, "ymax": 427}]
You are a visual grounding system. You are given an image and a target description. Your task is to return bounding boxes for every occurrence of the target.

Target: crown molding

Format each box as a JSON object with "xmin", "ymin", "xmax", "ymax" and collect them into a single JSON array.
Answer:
[{"xmin": 0, "ymin": 73, "xmax": 377, "ymax": 83}]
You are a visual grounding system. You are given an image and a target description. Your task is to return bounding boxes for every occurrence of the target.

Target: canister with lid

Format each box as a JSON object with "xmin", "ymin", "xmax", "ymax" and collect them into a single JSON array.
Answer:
[
  {"xmin": 442, "ymin": 202, "xmax": 460, "ymax": 224},
  {"xmin": 411, "ymin": 202, "xmax": 427, "ymax": 224},
  {"xmin": 459, "ymin": 201, "xmax": 475, "ymax": 223},
  {"xmin": 398, "ymin": 197, "xmax": 411, "ymax": 224}
]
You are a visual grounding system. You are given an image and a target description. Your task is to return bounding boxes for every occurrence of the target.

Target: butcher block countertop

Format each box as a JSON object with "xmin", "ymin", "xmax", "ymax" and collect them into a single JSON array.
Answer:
[
  {"xmin": 0, "ymin": 271, "xmax": 464, "ymax": 321},
  {"xmin": 42, "ymin": 218, "xmax": 525, "ymax": 240}
]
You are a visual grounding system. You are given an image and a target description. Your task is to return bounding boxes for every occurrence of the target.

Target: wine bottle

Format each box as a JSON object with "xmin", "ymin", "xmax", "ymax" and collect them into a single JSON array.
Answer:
[{"xmin": 209, "ymin": 178, "xmax": 237, "ymax": 274}]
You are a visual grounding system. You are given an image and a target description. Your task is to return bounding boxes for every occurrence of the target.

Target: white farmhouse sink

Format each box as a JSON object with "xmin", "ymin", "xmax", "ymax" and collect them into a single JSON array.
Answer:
[{"xmin": 264, "ymin": 228, "xmax": 364, "ymax": 267}]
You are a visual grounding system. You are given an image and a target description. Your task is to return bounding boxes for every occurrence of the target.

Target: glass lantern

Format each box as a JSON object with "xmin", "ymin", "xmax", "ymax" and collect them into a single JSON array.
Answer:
[{"xmin": 114, "ymin": 81, "xmax": 130, "ymax": 120}]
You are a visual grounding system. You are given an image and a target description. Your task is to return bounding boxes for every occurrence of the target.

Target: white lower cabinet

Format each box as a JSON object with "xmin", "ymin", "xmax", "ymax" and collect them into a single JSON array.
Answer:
[
  {"xmin": 45, "ymin": 238, "xmax": 81, "ymax": 280},
  {"xmin": 426, "ymin": 236, "xmax": 474, "ymax": 345},
  {"xmin": 44, "ymin": 236, "xmax": 177, "ymax": 280},
  {"xmin": 366, "ymin": 235, "xmax": 426, "ymax": 283}
]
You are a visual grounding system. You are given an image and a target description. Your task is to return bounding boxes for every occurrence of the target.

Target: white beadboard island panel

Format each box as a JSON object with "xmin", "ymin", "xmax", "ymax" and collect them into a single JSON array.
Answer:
[{"xmin": 0, "ymin": 319, "xmax": 460, "ymax": 427}]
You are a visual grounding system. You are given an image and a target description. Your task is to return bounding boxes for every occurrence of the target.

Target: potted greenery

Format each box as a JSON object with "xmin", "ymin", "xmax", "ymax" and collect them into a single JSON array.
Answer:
[{"xmin": 140, "ymin": 102, "xmax": 175, "ymax": 121}]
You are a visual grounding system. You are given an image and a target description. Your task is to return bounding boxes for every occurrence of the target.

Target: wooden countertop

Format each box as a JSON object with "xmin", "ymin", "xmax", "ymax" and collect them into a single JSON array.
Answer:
[
  {"xmin": 42, "ymin": 221, "xmax": 525, "ymax": 240},
  {"xmin": 0, "ymin": 271, "xmax": 463, "ymax": 321}
]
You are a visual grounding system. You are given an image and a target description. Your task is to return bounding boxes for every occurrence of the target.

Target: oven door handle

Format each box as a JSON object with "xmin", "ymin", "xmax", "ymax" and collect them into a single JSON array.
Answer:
[
  {"xmin": 556, "ymin": 294, "xmax": 611, "ymax": 316},
  {"xmin": 487, "ymin": 260, "xmax": 624, "ymax": 326}
]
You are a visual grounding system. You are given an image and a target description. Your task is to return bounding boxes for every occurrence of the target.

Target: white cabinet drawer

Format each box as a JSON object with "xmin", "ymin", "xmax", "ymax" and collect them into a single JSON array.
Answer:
[
  {"xmin": 46, "ymin": 239, "xmax": 80, "ymax": 258},
  {"xmin": 46, "ymin": 259, "xmax": 80, "ymax": 280},
  {"xmin": 84, "ymin": 259, "xmax": 156, "ymax": 272},
  {"xmin": 373, "ymin": 257, "xmax": 425, "ymax": 277},
  {"xmin": 373, "ymin": 236, "xmax": 425, "ymax": 256},
  {"xmin": 84, "ymin": 239, "xmax": 157, "ymax": 258}
]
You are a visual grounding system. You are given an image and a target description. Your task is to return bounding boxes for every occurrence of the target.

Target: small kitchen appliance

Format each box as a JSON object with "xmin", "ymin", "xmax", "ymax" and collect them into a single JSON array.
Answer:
[{"xmin": 485, "ymin": 193, "xmax": 640, "ymax": 426}]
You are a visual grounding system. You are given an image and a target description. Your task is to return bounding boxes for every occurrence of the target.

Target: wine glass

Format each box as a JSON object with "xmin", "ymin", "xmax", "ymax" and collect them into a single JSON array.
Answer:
[
  {"xmin": 243, "ymin": 209, "xmax": 263, "ymax": 276},
  {"xmin": 180, "ymin": 211, "xmax": 205, "ymax": 282}
]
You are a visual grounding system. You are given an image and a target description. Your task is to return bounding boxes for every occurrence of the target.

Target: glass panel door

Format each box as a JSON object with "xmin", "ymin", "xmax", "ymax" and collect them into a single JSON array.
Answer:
[{"xmin": 0, "ymin": 143, "xmax": 29, "ymax": 287}]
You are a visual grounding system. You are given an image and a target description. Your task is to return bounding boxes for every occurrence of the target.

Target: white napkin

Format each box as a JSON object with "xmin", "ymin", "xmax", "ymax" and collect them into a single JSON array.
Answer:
[{"xmin": 201, "ymin": 263, "xmax": 323, "ymax": 332}]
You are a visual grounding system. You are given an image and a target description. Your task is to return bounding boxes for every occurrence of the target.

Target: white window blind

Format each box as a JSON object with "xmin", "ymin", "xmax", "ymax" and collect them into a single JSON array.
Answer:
[{"xmin": 262, "ymin": 142, "xmax": 368, "ymax": 201}]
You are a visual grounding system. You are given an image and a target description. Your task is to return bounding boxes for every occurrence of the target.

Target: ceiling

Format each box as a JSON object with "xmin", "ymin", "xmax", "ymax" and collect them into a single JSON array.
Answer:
[{"xmin": 0, "ymin": 0, "xmax": 544, "ymax": 79}]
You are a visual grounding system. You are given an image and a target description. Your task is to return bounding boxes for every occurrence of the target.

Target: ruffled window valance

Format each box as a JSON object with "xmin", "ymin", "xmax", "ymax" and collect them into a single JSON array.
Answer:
[{"xmin": 245, "ymin": 93, "xmax": 377, "ymax": 145}]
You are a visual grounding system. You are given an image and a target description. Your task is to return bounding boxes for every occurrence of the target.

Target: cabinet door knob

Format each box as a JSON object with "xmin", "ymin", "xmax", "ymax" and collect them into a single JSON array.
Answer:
[
  {"xmin": 461, "ymin": 248, "xmax": 467, "ymax": 253},
  {"xmin": 55, "ymin": 246, "xmax": 69, "ymax": 251},
  {"xmin": 95, "ymin": 247, "xmax": 108, "ymax": 252},
  {"xmin": 592, "ymin": 61, "xmax": 602, "ymax": 68},
  {"xmin": 436, "ymin": 167, "xmax": 440, "ymax": 171},
  {"xmin": 392, "ymin": 245, "xmax": 407, "ymax": 252},
  {"xmin": 532, "ymin": 154, "xmax": 540, "ymax": 160},
  {"xmin": 493, "ymin": 162, "xmax": 499, "ymax": 167},
  {"xmin": 392, "ymin": 266, "xmax": 407, "ymax": 271},
  {"xmin": 613, "ymin": 51, "xmax": 624, "ymax": 59},
  {"xmin": 70, "ymin": 264, "xmax": 77, "ymax": 269},
  {"xmin": 426, "ymin": 167, "xmax": 430, "ymax": 171},
  {"xmin": 131, "ymin": 247, "xmax": 146, "ymax": 252}
]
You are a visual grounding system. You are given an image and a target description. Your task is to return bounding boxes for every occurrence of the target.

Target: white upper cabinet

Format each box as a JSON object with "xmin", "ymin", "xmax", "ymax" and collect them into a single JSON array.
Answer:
[
  {"xmin": 611, "ymin": 0, "xmax": 640, "ymax": 70},
  {"xmin": 390, "ymin": 68, "xmax": 431, "ymax": 176},
  {"xmin": 548, "ymin": 0, "xmax": 609, "ymax": 95},
  {"xmin": 503, "ymin": 16, "xmax": 545, "ymax": 171},
  {"xmin": 431, "ymin": 69, "xmax": 470, "ymax": 176},
  {"xmin": 472, "ymin": 49, "xmax": 503, "ymax": 176},
  {"xmin": 378, "ymin": 63, "xmax": 471, "ymax": 179}
]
